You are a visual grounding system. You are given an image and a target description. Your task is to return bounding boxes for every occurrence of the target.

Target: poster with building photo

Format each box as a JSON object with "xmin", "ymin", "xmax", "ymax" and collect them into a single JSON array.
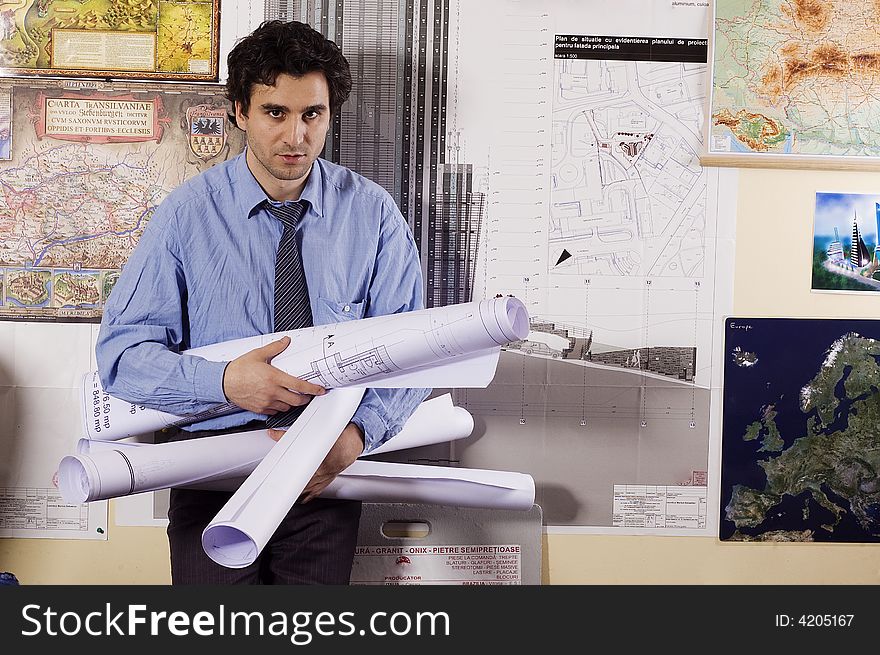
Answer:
[{"xmin": 811, "ymin": 192, "xmax": 880, "ymax": 294}]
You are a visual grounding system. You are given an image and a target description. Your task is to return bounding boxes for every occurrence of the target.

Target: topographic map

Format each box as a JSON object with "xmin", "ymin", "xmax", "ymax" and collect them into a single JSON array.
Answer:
[
  {"xmin": 0, "ymin": 80, "xmax": 243, "ymax": 321},
  {"xmin": 722, "ymin": 318, "xmax": 880, "ymax": 542},
  {"xmin": 0, "ymin": 0, "xmax": 218, "ymax": 80},
  {"xmin": 709, "ymin": 0, "xmax": 880, "ymax": 159},
  {"xmin": 551, "ymin": 54, "xmax": 708, "ymax": 277}
]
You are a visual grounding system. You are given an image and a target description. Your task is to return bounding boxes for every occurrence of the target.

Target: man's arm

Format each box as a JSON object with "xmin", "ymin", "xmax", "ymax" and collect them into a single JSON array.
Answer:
[
  {"xmin": 96, "ymin": 203, "xmax": 228, "ymax": 414},
  {"xmin": 297, "ymin": 422, "xmax": 364, "ymax": 502},
  {"xmin": 97, "ymin": 204, "xmax": 324, "ymax": 418},
  {"xmin": 350, "ymin": 197, "xmax": 431, "ymax": 453}
]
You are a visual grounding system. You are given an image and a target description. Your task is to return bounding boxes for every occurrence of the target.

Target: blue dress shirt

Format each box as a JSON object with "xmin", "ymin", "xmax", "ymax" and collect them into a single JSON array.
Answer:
[{"xmin": 96, "ymin": 152, "xmax": 430, "ymax": 453}]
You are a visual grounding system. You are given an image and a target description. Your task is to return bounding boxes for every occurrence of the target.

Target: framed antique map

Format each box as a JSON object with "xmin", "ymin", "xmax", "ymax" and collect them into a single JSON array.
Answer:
[
  {"xmin": 0, "ymin": 0, "xmax": 219, "ymax": 81},
  {"xmin": 704, "ymin": 0, "xmax": 880, "ymax": 170},
  {"xmin": 0, "ymin": 79, "xmax": 244, "ymax": 321}
]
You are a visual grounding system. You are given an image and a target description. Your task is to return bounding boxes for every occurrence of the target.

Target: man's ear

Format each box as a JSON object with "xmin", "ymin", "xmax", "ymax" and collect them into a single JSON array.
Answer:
[{"xmin": 234, "ymin": 101, "xmax": 248, "ymax": 130}]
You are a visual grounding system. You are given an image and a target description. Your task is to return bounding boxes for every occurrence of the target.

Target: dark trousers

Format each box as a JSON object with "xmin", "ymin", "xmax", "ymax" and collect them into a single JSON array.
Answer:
[{"xmin": 163, "ymin": 423, "xmax": 362, "ymax": 585}]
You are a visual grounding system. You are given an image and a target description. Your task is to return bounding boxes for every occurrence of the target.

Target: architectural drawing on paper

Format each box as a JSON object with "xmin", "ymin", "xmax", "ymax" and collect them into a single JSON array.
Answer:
[
  {"xmin": 264, "ymin": 1, "xmax": 726, "ymax": 532},
  {"xmin": 550, "ymin": 52, "xmax": 708, "ymax": 278},
  {"xmin": 507, "ymin": 318, "xmax": 697, "ymax": 381},
  {"xmin": 442, "ymin": 2, "xmax": 722, "ymax": 531},
  {"xmin": 82, "ymin": 296, "xmax": 526, "ymax": 440},
  {"xmin": 307, "ymin": 346, "xmax": 395, "ymax": 385}
]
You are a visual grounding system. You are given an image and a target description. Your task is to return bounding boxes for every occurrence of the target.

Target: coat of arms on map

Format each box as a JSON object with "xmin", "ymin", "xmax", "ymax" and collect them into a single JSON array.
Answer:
[{"xmin": 186, "ymin": 105, "xmax": 227, "ymax": 160}]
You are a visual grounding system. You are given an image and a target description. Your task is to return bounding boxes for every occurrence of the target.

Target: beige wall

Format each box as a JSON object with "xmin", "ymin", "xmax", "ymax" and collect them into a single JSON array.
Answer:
[
  {"xmin": 0, "ymin": 504, "xmax": 171, "ymax": 585},
  {"xmin": 3, "ymin": 167, "xmax": 879, "ymax": 585}
]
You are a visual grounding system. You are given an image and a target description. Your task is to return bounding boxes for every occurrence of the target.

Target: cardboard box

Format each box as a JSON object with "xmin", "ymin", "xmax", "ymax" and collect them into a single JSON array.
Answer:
[{"xmin": 351, "ymin": 503, "xmax": 543, "ymax": 585}]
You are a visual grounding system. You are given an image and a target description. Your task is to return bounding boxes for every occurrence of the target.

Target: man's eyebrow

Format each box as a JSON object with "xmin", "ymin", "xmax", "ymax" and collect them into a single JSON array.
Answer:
[
  {"xmin": 259, "ymin": 102, "xmax": 289, "ymax": 113},
  {"xmin": 258, "ymin": 102, "xmax": 327, "ymax": 114}
]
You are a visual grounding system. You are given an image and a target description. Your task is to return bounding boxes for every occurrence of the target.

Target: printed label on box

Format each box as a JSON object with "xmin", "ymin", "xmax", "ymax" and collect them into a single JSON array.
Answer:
[{"xmin": 351, "ymin": 544, "xmax": 522, "ymax": 585}]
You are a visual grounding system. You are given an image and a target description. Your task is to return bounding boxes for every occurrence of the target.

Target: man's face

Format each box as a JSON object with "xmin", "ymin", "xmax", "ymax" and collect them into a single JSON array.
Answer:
[{"xmin": 235, "ymin": 71, "xmax": 331, "ymax": 201}]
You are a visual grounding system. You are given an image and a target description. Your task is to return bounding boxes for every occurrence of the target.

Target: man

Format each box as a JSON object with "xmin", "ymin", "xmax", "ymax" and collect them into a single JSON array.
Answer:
[{"xmin": 96, "ymin": 20, "xmax": 429, "ymax": 584}]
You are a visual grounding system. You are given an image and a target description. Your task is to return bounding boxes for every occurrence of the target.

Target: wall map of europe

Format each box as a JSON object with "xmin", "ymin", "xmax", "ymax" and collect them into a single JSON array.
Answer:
[{"xmin": 722, "ymin": 317, "xmax": 880, "ymax": 542}]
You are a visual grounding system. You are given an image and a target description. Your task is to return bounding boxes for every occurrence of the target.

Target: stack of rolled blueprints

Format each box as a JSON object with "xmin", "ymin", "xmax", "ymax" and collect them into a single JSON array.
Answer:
[{"xmin": 59, "ymin": 296, "xmax": 534, "ymax": 569}]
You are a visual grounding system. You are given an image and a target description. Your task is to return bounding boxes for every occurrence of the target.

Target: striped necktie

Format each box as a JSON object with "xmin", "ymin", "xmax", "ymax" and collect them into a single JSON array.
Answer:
[{"xmin": 265, "ymin": 200, "xmax": 312, "ymax": 428}]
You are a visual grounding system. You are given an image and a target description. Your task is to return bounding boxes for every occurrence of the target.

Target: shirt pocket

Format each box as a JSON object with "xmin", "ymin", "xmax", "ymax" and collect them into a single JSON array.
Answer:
[{"xmin": 315, "ymin": 297, "xmax": 366, "ymax": 324}]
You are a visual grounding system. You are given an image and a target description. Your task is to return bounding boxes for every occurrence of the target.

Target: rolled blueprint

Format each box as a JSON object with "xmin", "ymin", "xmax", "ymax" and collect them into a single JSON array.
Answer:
[
  {"xmin": 366, "ymin": 393, "xmax": 473, "ymax": 456},
  {"xmin": 60, "ymin": 394, "xmax": 474, "ymax": 503},
  {"xmin": 321, "ymin": 461, "xmax": 535, "ymax": 511},
  {"xmin": 60, "ymin": 429, "xmax": 274, "ymax": 504},
  {"xmin": 192, "ymin": 461, "xmax": 535, "ymax": 511},
  {"xmin": 75, "ymin": 438, "xmax": 145, "ymax": 455},
  {"xmin": 201, "ymin": 387, "xmax": 366, "ymax": 569},
  {"xmin": 83, "ymin": 296, "xmax": 529, "ymax": 440}
]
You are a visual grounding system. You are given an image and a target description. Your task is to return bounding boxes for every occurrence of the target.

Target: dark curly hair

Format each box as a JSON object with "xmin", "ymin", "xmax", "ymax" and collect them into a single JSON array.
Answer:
[{"xmin": 226, "ymin": 20, "xmax": 352, "ymax": 126}]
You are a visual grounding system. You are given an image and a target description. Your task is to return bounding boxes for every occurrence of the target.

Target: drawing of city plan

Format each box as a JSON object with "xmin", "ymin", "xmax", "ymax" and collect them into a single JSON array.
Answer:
[
  {"xmin": 255, "ymin": 1, "xmax": 730, "ymax": 532},
  {"xmin": 444, "ymin": 0, "xmax": 729, "ymax": 533},
  {"xmin": 0, "ymin": 80, "xmax": 243, "ymax": 321},
  {"xmin": 550, "ymin": 53, "xmax": 708, "ymax": 277}
]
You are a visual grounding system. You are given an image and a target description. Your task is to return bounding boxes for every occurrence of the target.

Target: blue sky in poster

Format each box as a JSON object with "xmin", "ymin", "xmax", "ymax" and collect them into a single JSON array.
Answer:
[{"xmin": 814, "ymin": 192, "xmax": 880, "ymax": 245}]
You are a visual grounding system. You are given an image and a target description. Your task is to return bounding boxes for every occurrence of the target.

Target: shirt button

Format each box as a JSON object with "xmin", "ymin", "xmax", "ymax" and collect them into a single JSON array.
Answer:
[{"xmin": 343, "ymin": 304, "xmax": 351, "ymax": 312}]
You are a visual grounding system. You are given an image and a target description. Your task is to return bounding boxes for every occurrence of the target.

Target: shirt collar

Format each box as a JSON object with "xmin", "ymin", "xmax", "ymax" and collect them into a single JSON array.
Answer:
[
  {"xmin": 297, "ymin": 157, "xmax": 325, "ymax": 218},
  {"xmin": 235, "ymin": 151, "xmax": 268, "ymax": 218},
  {"xmin": 235, "ymin": 150, "xmax": 325, "ymax": 219}
]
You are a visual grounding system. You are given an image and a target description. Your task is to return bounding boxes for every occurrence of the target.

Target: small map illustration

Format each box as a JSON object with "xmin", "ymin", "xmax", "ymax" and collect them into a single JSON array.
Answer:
[
  {"xmin": 156, "ymin": 1, "xmax": 214, "ymax": 74},
  {"xmin": 0, "ymin": 0, "xmax": 217, "ymax": 79}
]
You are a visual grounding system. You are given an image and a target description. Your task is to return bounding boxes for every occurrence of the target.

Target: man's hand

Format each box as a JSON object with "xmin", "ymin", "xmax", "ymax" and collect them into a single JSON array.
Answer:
[
  {"xmin": 222, "ymin": 336, "xmax": 325, "ymax": 415},
  {"xmin": 268, "ymin": 422, "xmax": 365, "ymax": 503}
]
